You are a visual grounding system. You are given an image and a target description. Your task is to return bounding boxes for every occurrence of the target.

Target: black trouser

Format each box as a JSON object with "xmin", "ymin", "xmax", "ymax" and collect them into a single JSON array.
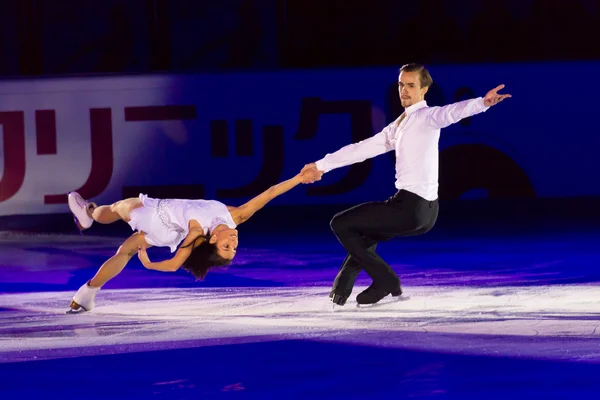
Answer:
[{"xmin": 329, "ymin": 189, "xmax": 439, "ymax": 299}]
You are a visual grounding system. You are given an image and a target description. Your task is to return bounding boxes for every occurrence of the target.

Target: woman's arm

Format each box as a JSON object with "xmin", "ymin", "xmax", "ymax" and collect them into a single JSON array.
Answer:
[
  {"xmin": 230, "ymin": 170, "xmax": 319, "ymax": 225},
  {"xmin": 138, "ymin": 226, "xmax": 205, "ymax": 272}
]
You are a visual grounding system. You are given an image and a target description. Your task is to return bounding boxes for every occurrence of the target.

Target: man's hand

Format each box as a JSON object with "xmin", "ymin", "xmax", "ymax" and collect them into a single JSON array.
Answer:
[
  {"xmin": 300, "ymin": 162, "xmax": 324, "ymax": 183},
  {"xmin": 300, "ymin": 168, "xmax": 322, "ymax": 184},
  {"xmin": 301, "ymin": 162, "xmax": 317, "ymax": 174},
  {"xmin": 484, "ymin": 84, "xmax": 512, "ymax": 107}
]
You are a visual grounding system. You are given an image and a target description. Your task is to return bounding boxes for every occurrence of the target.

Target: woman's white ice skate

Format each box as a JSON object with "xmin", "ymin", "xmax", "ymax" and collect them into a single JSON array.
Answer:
[
  {"xmin": 67, "ymin": 282, "xmax": 100, "ymax": 313},
  {"xmin": 68, "ymin": 192, "xmax": 95, "ymax": 233}
]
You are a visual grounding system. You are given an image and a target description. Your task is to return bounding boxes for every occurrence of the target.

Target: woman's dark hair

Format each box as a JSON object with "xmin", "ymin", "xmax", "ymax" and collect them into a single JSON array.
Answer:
[{"xmin": 179, "ymin": 233, "xmax": 232, "ymax": 280}]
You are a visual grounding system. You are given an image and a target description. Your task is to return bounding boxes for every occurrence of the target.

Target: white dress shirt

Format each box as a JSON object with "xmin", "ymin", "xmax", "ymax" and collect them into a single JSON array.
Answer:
[{"xmin": 315, "ymin": 97, "xmax": 490, "ymax": 201}]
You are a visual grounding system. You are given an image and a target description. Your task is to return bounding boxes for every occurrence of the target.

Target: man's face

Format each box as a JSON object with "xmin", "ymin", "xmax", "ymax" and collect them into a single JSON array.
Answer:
[{"xmin": 398, "ymin": 71, "xmax": 428, "ymax": 108}]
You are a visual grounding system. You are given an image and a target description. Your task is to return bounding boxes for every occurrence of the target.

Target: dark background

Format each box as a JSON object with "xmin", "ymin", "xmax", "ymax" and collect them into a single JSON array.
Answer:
[{"xmin": 0, "ymin": 0, "xmax": 598, "ymax": 233}]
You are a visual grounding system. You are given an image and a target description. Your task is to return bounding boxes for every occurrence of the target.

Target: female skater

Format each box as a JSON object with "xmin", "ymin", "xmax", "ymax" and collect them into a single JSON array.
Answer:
[{"xmin": 67, "ymin": 170, "xmax": 320, "ymax": 312}]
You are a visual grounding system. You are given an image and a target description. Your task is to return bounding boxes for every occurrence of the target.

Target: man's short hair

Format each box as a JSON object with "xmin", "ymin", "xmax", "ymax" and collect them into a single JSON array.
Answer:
[{"xmin": 399, "ymin": 63, "xmax": 433, "ymax": 88}]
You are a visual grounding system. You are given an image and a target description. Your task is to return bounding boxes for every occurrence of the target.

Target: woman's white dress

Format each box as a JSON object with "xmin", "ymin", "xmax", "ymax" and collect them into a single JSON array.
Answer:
[{"xmin": 127, "ymin": 194, "xmax": 237, "ymax": 252}]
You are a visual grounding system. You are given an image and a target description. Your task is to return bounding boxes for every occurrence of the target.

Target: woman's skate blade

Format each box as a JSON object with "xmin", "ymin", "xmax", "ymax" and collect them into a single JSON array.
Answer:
[
  {"xmin": 65, "ymin": 300, "xmax": 87, "ymax": 314},
  {"xmin": 72, "ymin": 216, "xmax": 85, "ymax": 236}
]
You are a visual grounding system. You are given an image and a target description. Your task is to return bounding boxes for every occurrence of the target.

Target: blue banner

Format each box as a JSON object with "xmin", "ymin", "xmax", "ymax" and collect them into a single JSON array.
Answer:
[{"xmin": 0, "ymin": 61, "xmax": 598, "ymax": 216}]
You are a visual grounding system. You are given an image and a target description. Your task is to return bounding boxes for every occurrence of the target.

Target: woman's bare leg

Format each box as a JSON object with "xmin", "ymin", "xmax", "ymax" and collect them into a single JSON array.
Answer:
[
  {"xmin": 91, "ymin": 197, "xmax": 143, "ymax": 224},
  {"xmin": 70, "ymin": 232, "xmax": 151, "ymax": 311},
  {"xmin": 88, "ymin": 232, "xmax": 149, "ymax": 287},
  {"xmin": 69, "ymin": 198, "xmax": 149, "ymax": 311}
]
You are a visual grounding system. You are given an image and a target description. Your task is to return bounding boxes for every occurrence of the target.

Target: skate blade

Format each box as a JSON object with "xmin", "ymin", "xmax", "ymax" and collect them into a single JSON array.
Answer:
[
  {"xmin": 356, "ymin": 295, "xmax": 411, "ymax": 308},
  {"xmin": 72, "ymin": 216, "xmax": 86, "ymax": 236},
  {"xmin": 66, "ymin": 300, "xmax": 88, "ymax": 314},
  {"xmin": 65, "ymin": 308, "xmax": 86, "ymax": 314}
]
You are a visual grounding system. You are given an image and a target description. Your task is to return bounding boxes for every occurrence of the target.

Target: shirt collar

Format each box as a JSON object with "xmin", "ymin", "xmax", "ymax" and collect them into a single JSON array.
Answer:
[{"xmin": 405, "ymin": 100, "xmax": 428, "ymax": 115}]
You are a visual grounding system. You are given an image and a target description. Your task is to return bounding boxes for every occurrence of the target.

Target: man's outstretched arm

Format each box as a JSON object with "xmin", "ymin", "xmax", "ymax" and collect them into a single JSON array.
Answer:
[
  {"xmin": 427, "ymin": 84, "xmax": 511, "ymax": 129},
  {"xmin": 305, "ymin": 123, "xmax": 396, "ymax": 176}
]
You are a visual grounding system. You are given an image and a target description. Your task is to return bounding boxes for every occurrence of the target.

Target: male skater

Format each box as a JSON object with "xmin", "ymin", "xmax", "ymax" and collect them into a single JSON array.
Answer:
[{"xmin": 302, "ymin": 63, "xmax": 511, "ymax": 305}]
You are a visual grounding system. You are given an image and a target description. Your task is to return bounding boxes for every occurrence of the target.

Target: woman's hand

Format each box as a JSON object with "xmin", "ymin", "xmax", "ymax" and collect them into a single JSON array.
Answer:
[
  {"xmin": 299, "ymin": 165, "xmax": 323, "ymax": 183},
  {"xmin": 137, "ymin": 245, "xmax": 153, "ymax": 269}
]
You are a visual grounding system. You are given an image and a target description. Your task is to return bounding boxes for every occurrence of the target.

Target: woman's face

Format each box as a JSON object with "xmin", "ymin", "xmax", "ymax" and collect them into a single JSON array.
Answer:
[{"xmin": 210, "ymin": 228, "xmax": 238, "ymax": 260}]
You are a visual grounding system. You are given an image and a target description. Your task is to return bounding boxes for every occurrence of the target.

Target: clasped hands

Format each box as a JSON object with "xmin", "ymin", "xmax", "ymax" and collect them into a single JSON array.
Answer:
[{"xmin": 298, "ymin": 162, "xmax": 324, "ymax": 184}]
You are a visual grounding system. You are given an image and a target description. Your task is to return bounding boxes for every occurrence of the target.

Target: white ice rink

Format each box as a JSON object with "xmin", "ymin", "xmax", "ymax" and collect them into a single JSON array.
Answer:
[{"xmin": 2, "ymin": 284, "xmax": 600, "ymax": 363}]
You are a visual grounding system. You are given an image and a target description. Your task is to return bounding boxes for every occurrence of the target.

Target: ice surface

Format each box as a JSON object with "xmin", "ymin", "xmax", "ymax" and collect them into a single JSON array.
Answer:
[{"xmin": 2, "ymin": 284, "xmax": 600, "ymax": 363}]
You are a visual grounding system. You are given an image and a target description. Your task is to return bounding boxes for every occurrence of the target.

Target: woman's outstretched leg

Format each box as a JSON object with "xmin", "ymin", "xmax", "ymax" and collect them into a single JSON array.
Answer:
[
  {"xmin": 91, "ymin": 197, "xmax": 142, "ymax": 224},
  {"xmin": 90, "ymin": 204, "xmax": 121, "ymax": 224},
  {"xmin": 70, "ymin": 232, "xmax": 149, "ymax": 312},
  {"xmin": 68, "ymin": 192, "xmax": 142, "ymax": 230}
]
